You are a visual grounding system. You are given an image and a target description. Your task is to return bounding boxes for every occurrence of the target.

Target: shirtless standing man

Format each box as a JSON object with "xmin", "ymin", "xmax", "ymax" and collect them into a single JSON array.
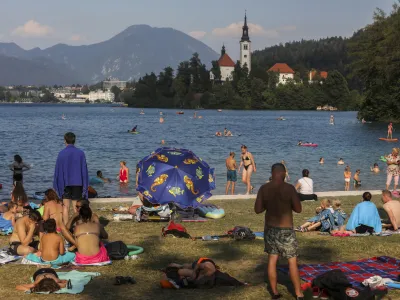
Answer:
[
  {"xmin": 381, "ymin": 190, "xmax": 400, "ymax": 230},
  {"xmin": 255, "ymin": 163, "xmax": 303, "ymax": 300},
  {"xmin": 225, "ymin": 152, "xmax": 237, "ymax": 195},
  {"xmin": 9, "ymin": 210, "xmax": 41, "ymax": 256}
]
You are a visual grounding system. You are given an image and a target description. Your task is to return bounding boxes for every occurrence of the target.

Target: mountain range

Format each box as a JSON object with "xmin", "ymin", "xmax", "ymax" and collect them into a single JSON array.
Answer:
[{"xmin": 0, "ymin": 25, "xmax": 219, "ymax": 86}]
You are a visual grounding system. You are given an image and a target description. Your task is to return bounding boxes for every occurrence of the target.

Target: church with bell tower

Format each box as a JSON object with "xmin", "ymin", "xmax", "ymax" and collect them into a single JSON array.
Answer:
[
  {"xmin": 239, "ymin": 11, "xmax": 251, "ymax": 73},
  {"xmin": 211, "ymin": 12, "xmax": 252, "ymax": 82}
]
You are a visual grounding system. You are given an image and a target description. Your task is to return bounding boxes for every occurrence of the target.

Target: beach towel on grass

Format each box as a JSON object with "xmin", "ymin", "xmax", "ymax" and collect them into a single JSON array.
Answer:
[
  {"xmin": 27, "ymin": 270, "xmax": 100, "ymax": 294},
  {"xmin": 72, "ymin": 260, "xmax": 112, "ymax": 266},
  {"xmin": 0, "ymin": 251, "xmax": 20, "ymax": 264},
  {"xmin": 279, "ymin": 256, "xmax": 400, "ymax": 287}
]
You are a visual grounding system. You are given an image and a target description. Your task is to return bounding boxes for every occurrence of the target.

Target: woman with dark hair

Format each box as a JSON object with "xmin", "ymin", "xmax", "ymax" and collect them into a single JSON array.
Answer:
[
  {"xmin": 344, "ymin": 192, "xmax": 382, "ymax": 234},
  {"xmin": 9, "ymin": 154, "xmax": 30, "ymax": 183},
  {"xmin": 295, "ymin": 169, "xmax": 318, "ymax": 201},
  {"xmin": 74, "ymin": 206, "xmax": 109, "ymax": 265},
  {"xmin": 11, "ymin": 181, "xmax": 29, "ymax": 212},
  {"xmin": 238, "ymin": 145, "xmax": 256, "ymax": 195},
  {"xmin": 16, "ymin": 268, "xmax": 68, "ymax": 293}
]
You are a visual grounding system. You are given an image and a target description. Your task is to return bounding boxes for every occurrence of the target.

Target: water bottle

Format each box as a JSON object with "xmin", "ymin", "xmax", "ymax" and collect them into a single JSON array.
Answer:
[
  {"xmin": 124, "ymin": 255, "xmax": 130, "ymax": 260},
  {"xmin": 130, "ymin": 255, "xmax": 139, "ymax": 260}
]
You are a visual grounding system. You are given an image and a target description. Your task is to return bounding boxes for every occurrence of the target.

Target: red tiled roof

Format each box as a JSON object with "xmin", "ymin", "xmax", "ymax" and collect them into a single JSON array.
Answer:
[
  {"xmin": 268, "ymin": 63, "xmax": 295, "ymax": 74},
  {"xmin": 310, "ymin": 70, "xmax": 328, "ymax": 80},
  {"xmin": 218, "ymin": 53, "xmax": 235, "ymax": 67},
  {"xmin": 320, "ymin": 71, "xmax": 328, "ymax": 79}
]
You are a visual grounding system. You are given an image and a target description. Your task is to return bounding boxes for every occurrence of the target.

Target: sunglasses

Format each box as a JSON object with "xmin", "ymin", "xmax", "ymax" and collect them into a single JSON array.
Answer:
[{"xmin": 75, "ymin": 205, "xmax": 82, "ymax": 209}]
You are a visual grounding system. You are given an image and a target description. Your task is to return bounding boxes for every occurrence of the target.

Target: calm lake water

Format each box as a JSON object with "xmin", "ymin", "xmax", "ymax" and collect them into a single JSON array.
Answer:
[{"xmin": 0, "ymin": 104, "xmax": 394, "ymax": 200}]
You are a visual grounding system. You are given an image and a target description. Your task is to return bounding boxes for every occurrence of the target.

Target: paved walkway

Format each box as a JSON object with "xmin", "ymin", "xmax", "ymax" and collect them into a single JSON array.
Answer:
[{"xmin": 91, "ymin": 190, "xmax": 383, "ymax": 204}]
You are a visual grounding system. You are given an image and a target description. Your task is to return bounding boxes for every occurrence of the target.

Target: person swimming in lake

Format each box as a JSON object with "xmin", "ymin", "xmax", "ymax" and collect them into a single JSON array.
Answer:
[
  {"xmin": 344, "ymin": 166, "xmax": 351, "ymax": 191},
  {"xmin": 225, "ymin": 130, "xmax": 233, "ymax": 137},
  {"xmin": 371, "ymin": 163, "xmax": 380, "ymax": 173},
  {"xmin": 388, "ymin": 122, "xmax": 393, "ymax": 139},
  {"xmin": 131, "ymin": 125, "xmax": 137, "ymax": 132},
  {"xmin": 215, "ymin": 131, "xmax": 222, "ymax": 137},
  {"xmin": 319, "ymin": 157, "xmax": 324, "ymax": 164},
  {"xmin": 238, "ymin": 145, "xmax": 256, "ymax": 195},
  {"xmin": 330, "ymin": 115, "xmax": 335, "ymax": 124},
  {"xmin": 223, "ymin": 128, "xmax": 228, "ymax": 136},
  {"xmin": 160, "ymin": 117, "xmax": 164, "ymax": 123},
  {"xmin": 338, "ymin": 158, "xmax": 345, "ymax": 165},
  {"xmin": 353, "ymin": 169, "xmax": 361, "ymax": 189}
]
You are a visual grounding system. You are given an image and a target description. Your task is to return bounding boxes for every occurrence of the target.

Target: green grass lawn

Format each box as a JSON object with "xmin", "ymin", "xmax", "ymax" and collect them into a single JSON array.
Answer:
[{"xmin": 0, "ymin": 196, "xmax": 399, "ymax": 300}]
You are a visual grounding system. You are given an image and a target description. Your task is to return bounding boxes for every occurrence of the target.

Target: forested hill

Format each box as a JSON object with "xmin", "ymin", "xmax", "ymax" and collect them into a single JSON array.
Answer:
[{"xmin": 251, "ymin": 36, "xmax": 359, "ymax": 89}]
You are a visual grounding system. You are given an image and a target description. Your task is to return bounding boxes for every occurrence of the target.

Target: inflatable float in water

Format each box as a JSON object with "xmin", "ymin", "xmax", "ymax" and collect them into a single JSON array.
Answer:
[
  {"xmin": 379, "ymin": 138, "xmax": 398, "ymax": 142},
  {"xmin": 197, "ymin": 205, "xmax": 225, "ymax": 219},
  {"xmin": 299, "ymin": 143, "xmax": 318, "ymax": 147}
]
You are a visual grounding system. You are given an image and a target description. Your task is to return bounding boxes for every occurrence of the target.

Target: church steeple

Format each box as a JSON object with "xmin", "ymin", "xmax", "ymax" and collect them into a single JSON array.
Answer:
[
  {"xmin": 241, "ymin": 11, "xmax": 250, "ymax": 42},
  {"xmin": 221, "ymin": 44, "xmax": 226, "ymax": 57}
]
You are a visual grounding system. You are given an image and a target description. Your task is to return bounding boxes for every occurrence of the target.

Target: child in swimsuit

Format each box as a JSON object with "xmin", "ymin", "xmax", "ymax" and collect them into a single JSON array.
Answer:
[
  {"xmin": 344, "ymin": 166, "xmax": 351, "ymax": 191},
  {"xmin": 25, "ymin": 219, "xmax": 75, "ymax": 267},
  {"xmin": 353, "ymin": 169, "xmax": 361, "ymax": 188}
]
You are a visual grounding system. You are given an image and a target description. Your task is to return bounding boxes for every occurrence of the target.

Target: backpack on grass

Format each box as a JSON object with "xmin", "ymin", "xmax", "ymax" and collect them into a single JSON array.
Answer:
[
  {"xmin": 105, "ymin": 241, "xmax": 128, "ymax": 260},
  {"xmin": 227, "ymin": 226, "xmax": 255, "ymax": 241}
]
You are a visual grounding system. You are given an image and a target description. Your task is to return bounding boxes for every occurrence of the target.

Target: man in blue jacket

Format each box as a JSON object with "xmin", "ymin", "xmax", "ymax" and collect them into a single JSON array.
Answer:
[{"xmin": 53, "ymin": 132, "xmax": 88, "ymax": 223}]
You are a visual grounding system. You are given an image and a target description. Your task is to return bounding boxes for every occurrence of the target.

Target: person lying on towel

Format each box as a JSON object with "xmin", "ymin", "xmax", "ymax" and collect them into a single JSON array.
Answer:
[
  {"xmin": 16, "ymin": 268, "xmax": 68, "ymax": 293},
  {"xmin": 25, "ymin": 219, "xmax": 75, "ymax": 266},
  {"xmin": 332, "ymin": 192, "xmax": 382, "ymax": 235},
  {"xmin": 74, "ymin": 206, "xmax": 109, "ymax": 265},
  {"xmin": 160, "ymin": 258, "xmax": 246, "ymax": 289}
]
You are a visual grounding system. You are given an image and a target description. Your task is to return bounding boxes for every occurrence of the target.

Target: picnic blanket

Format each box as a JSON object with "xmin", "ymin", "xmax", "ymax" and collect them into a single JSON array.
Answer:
[{"xmin": 279, "ymin": 256, "xmax": 400, "ymax": 287}]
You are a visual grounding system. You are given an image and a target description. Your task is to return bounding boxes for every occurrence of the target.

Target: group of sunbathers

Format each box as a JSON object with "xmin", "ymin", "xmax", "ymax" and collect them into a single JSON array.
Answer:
[
  {"xmin": 0, "ymin": 186, "xmax": 110, "ymax": 293},
  {"xmin": 296, "ymin": 190, "xmax": 400, "ymax": 235}
]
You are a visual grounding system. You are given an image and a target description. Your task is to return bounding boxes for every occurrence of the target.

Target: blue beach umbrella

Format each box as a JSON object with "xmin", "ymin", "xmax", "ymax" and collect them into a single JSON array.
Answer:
[{"xmin": 136, "ymin": 147, "xmax": 215, "ymax": 208}]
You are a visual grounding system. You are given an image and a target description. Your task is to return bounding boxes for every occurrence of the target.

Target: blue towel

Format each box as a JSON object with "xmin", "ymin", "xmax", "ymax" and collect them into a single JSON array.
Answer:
[
  {"xmin": 346, "ymin": 201, "xmax": 382, "ymax": 233},
  {"xmin": 0, "ymin": 214, "xmax": 12, "ymax": 231},
  {"xmin": 25, "ymin": 252, "xmax": 76, "ymax": 267},
  {"xmin": 28, "ymin": 270, "xmax": 100, "ymax": 294}
]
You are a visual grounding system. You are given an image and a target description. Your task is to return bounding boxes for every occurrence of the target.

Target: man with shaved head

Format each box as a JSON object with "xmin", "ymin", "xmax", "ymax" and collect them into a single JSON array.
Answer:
[{"xmin": 255, "ymin": 163, "xmax": 303, "ymax": 300}]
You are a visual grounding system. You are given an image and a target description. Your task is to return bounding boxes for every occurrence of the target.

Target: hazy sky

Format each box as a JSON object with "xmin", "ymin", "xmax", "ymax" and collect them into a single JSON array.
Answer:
[{"xmin": 0, "ymin": 0, "xmax": 394, "ymax": 59}]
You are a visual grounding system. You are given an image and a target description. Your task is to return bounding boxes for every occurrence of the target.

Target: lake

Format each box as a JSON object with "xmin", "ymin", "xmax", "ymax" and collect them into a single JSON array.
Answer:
[{"xmin": 0, "ymin": 104, "xmax": 394, "ymax": 200}]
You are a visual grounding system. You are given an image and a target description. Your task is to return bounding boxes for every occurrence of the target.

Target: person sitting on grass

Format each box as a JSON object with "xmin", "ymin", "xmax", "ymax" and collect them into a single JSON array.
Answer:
[
  {"xmin": 296, "ymin": 199, "xmax": 334, "ymax": 232},
  {"xmin": 381, "ymin": 189, "xmax": 400, "ymax": 231},
  {"xmin": 74, "ymin": 206, "xmax": 109, "ymax": 265},
  {"xmin": 332, "ymin": 200, "xmax": 347, "ymax": 229},
  {"xmin": 42, "ymin": 189, "xmax": 76, "ymax": 246},
  {"xmin": 66, "ymin": 199, "xmax": 100, "ymax": 232},
  {"xmin": 25, "ymin": 219, "xmax": 76, "ymax": 266},
  {"xmin": 332, "ymin": 192, "xmax": 382, "ymax": 235},
  {"xmin": 9, "ymin": 209, "xmax": 41, "ymax": 255},
  {"xmin": 0, "ymin": 202, "xmax": 18, "ymax": 232},
  {"xmin": 16, "ymin": 268, "xmax": 68, "ymax": 293}
]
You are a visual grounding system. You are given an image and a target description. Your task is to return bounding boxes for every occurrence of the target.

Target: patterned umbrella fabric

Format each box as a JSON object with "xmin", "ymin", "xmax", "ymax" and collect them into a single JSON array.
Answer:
[{"xmin": 136, "ymin": 147, "xmax": 215, "ymax": 208}]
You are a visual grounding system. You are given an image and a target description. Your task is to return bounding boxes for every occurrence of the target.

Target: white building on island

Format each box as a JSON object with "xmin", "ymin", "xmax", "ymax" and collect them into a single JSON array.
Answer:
[
  {"xmin": 210, "ymin": 12, "xmax": 252, "ymax": 82},
  {"xmin": 89, "ymin": 90, "xmax": 115, "ymax": 102},
  {"xmin": 268, "ymin": 63, "xmax": 295, "ymax": 85}
]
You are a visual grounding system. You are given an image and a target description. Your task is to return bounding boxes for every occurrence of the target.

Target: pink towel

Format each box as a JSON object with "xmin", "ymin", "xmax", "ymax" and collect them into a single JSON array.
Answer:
[{"xmin": 75, "ymin": 244, "xmax": 110, "ymax": 264}]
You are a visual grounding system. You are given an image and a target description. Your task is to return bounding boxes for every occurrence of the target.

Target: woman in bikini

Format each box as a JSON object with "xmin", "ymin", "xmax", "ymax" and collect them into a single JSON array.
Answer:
[
  {"xmin": 119, "ymin": 161, "xmax": 129, "ymax": 183},
  {"xmin": 239, "ymin": 145, "xmax": 256, "ymax": 195},
  {"xmin": 344, "ymin": 166, "xmax": 352, "ymax": 191},
  {"xmin": 16, "ymin": 268, "xmax": 69, "ymax": 293},
  {"xmin": 42, "ymin": 189, "xmax": 76, "ymax": 246},
  {"xmin": 74, "ymin": 206, "xmax": 109, "ymax": 264}
]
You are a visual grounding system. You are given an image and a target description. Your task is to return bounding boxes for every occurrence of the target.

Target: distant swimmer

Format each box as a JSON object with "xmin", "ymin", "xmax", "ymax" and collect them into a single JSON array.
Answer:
[
  {"xmin": 193, "ymin": 111, "xmax": 197, "ymax": 119},
  {"xmin": 277, "ymin": 116, "xmax": 285, "ymax": 120},
  {"xmin": 215, "ymin": 131, "xmax": 222, "ymax": 137},
  {"xmin": 160, "ymin": 117, "xmax": 164, "ymax": 123},
  {"xmin": 338, "ymin": 158, "xmax": 345, "ymax": 165},
  {"xmin": 362, "ymin": 118, "xmax": 366, "ymax": 124},
  {"xmin": 225, "ymin": 131, "xmax": 233, "ymax": 137},
  {"xmin": 224, "ymin": 128, "xmax": 228, "ymax": 136},
  {"xmin": 140, "ymin": 109, "xmax": 145, "ymax": 115},
  {"xmin": 161, "ymin": 140, "xmax": 165, "ymax": 145},
  {"xmin": 319, "ymin": 157, "xmax": 324, "ymax": 164},
  {"xmin": 371, "ymin": 163, "xmax": 380, "ymax": 173},
  {"xmin": 131, "ymin": 125, "xmax": 138, "ymax": 132},
  {"xmin": 330, "ymin": 115, "xmax": 335, "ymax": 125},
  {"xmin": 388, "ymin": 122, "xmax": 393, "ymax": 139}
]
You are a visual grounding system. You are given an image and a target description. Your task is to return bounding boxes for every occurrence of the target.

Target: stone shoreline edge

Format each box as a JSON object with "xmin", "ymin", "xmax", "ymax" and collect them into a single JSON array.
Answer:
[{"xmin": 91, "ymin": 190, "xmax": 383, "ymax": 204}]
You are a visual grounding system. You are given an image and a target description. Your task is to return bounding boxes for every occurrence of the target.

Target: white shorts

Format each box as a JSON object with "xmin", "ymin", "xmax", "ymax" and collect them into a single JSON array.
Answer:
[{"xmin": 345, "ymin": 178, "xmax": 350, "ymax": 183}]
